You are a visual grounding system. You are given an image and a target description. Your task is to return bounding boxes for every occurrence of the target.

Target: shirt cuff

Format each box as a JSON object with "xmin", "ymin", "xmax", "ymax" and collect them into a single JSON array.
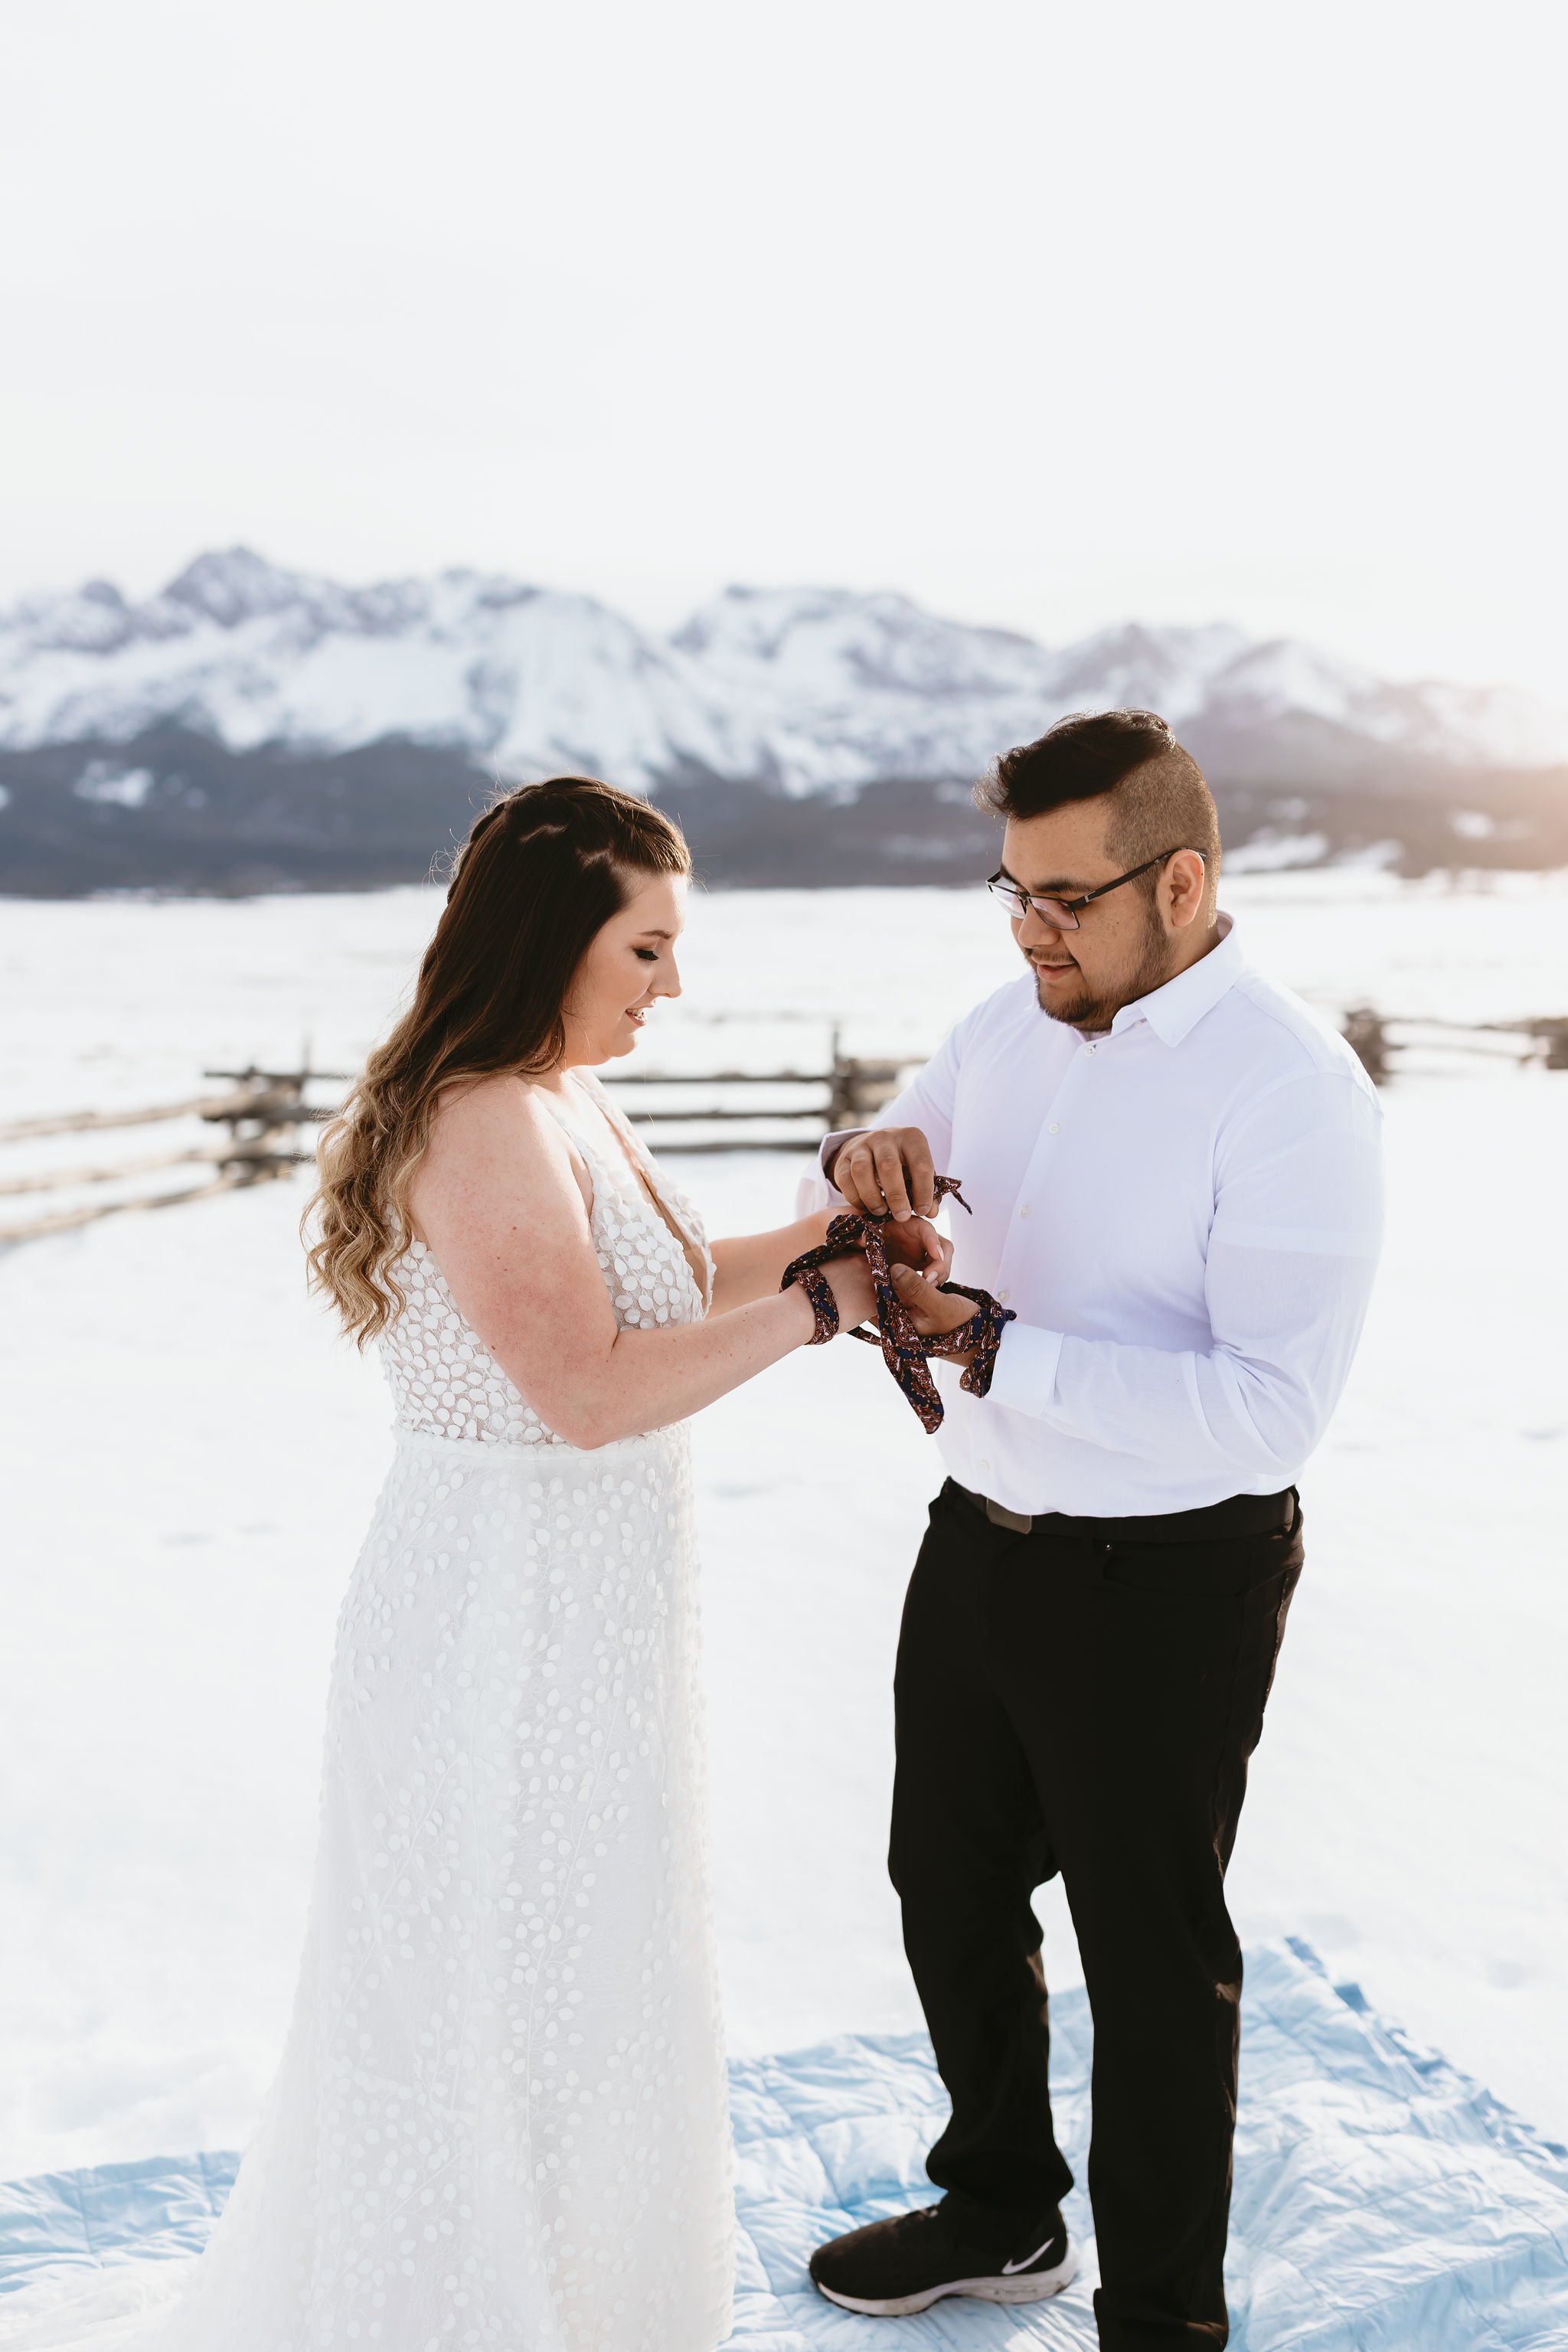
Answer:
[
  {"xmin": 795, "ymin": 1127, "xmax": 866, "ymax": 1219},
  {"xmin": 794, "ymin": 1165, "xmax": 834, "ymax": 1217},
  {"xmin": 984, "ymin": 1321, "xmax": 1065, "ymax": 1419},
  {"xmin": 820, "ymin": 1127, "xmax": 865, "ymax": 1180}
]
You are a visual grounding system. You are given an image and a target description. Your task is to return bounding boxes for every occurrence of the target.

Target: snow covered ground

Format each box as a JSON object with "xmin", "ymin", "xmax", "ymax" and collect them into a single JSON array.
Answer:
[{"xmin": 1, "ymin": 872, "xmax": 1566, "ymax": 2187}]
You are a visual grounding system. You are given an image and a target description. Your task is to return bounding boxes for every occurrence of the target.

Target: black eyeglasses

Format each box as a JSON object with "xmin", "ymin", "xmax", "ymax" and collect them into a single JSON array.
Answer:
[{"xmin": 986, "ymin": 848, "xmax": 1204, "ymax": 931}]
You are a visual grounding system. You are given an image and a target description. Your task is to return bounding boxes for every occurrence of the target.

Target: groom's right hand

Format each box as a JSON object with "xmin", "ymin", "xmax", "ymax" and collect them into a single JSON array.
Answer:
[{"xmin": 829, "ymin": 1127, "xmax": 939, "ymax": 1223}]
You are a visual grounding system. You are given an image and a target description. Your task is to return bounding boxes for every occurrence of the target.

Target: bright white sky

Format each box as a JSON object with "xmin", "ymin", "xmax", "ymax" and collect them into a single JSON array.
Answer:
[{"xmin": 2, "ymin": 0, "xmax": 1564, "ymax": 694}]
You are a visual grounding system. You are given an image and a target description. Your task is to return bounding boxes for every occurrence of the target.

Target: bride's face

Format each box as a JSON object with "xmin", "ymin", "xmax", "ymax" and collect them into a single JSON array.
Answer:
[{"xmin": 560, "ymin": 871, "xmax": 688, "ymax": 1066}]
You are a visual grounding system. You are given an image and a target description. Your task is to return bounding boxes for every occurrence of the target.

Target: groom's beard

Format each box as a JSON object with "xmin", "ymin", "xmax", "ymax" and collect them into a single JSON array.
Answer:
[{"xmin": 1032, "ymin": 905, "xmax": 1173, "ymax": 1031}]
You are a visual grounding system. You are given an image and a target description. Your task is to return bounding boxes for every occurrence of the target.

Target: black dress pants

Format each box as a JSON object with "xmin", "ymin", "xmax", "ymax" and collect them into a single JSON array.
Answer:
[{"xmin": 889, "ymin": 1478, "xmax": 1303, "ymax": 2351}]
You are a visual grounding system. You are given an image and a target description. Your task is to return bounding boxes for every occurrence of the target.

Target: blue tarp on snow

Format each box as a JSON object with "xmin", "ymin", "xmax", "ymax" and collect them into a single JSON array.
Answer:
[{"xmin": 3, "ymin": 1942, "xmax": 1566, "ymax": 2349}]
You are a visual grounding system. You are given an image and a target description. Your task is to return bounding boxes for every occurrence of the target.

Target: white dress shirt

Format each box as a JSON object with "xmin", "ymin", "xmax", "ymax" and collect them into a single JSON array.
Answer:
[{"xmin": 798, "ymin": 916, "xmax": 1384, "ymax": 1518}]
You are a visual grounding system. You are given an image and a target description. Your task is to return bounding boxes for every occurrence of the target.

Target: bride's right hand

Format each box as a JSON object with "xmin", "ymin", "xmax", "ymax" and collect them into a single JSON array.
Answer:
[{"xmin": 821, "ymin": 1249, "xmax": 877, "ymax": 1333}]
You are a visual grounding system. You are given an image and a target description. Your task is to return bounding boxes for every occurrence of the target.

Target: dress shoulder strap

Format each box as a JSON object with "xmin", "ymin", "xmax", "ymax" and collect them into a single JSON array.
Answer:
[
  {"xmin": 566, "ymin": 1070, "xmax": 713, "ymax": 1309},
  {"xmin": 533, "ymin": 1074, "xmax": 615, "ymax": 1164}
]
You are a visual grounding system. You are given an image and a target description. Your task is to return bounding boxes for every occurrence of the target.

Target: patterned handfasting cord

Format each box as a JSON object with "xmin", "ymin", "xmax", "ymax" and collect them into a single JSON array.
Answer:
[{"xmin": 780, "ymin": 1174, "xmax": 1016, "ymax": 1436}]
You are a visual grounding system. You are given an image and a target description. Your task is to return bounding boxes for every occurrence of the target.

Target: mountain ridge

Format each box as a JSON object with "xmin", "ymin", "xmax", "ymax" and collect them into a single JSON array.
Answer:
[
  {"xmin": 5, "ymin": 547, "xmax": 1566, "ymax": 790},
  {"xmin": 2, "ymin": 550, "xmax": 1565, "ymax": 894}
]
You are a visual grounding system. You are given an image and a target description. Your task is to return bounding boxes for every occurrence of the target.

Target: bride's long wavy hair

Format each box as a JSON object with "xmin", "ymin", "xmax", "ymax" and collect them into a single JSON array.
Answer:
[{"xmin": 305, "ymin": 776, "xmax": 691, "ymax": 1346}]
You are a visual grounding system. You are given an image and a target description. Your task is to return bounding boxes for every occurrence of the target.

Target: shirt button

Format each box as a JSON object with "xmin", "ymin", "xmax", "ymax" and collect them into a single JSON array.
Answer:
[
  {"xmin": 978, "ymin": 1459, "xmax": 990, "ymax": 1472},
  {"xmin": 998, "ymin": 1289, "xmax": 1010, "ymax": 1302},
  {"xmin": 1047, "ymin": 1122, "xmax": 1060, "ymax": 1135},
  {"xmin": 1018, "ymin": 1204, "xmax": 1031, "ymax": 1218}
]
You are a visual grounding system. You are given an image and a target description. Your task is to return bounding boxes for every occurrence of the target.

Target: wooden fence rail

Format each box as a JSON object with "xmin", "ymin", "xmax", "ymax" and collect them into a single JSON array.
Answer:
[
  {"xmin": 0, "ymin": 1046, "xmax": 907, "ymax": 1241},
  {"xmin": 0, "ymin": 1068, "xmax": 350, "ymax": 1244},
  {"xmin": 1341, "ymin": 1011, "xmax": 1568, "ymax": 1085},
  {"xmin": 0, "ymin": 1135, "xmax": 290, "ymax": 1198},
  {"xmin": 0, "ymin": 1089, "xmax": 286, "ymax": 1145},
  {"xmin": 602, "ymin": 1043, "xmax": 906, "ymax": 1151}
]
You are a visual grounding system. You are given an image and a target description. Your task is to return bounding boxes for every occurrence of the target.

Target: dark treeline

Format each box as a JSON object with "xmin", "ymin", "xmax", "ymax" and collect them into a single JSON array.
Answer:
[{"xmin": 1, "ymin": 727, "xmax": 1564, "ymax": 897}]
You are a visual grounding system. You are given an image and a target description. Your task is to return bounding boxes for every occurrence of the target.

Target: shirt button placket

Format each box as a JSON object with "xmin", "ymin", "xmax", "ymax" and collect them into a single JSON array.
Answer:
[{"xmin": 1009, "ymin": 1073, "xmax": 1069, "ymax": 1272}]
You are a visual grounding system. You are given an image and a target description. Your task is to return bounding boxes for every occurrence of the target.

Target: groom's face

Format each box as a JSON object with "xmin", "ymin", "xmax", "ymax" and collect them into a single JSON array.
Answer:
[{"xmin": 1001, "ymin": 796, "xmax": 1178, "ymax": 1031}]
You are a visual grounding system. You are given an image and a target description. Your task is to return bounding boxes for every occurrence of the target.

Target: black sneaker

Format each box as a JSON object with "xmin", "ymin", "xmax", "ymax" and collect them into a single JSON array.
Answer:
[{"xmin": 808, "ymin": 2198, "xmax": 1076, "ymax": 2315}]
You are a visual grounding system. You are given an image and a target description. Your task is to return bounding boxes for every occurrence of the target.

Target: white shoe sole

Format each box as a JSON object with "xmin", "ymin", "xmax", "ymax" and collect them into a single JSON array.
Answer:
[{"xmin": 814, "ymin": 2245, "xmax": 1078, "ymax": 2316}]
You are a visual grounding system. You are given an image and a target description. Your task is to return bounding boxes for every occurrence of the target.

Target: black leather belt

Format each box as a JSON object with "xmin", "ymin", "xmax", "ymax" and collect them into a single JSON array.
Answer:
[{"xmin": 948, "ymin": 1478, "xmax": 1296, "ymax": 1544}]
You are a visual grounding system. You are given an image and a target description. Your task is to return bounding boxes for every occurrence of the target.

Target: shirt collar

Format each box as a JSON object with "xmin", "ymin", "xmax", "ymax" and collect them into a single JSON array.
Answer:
[{"xmin": 1109, "ymin": 912, "xmax": 1242, "ymax": 1046}]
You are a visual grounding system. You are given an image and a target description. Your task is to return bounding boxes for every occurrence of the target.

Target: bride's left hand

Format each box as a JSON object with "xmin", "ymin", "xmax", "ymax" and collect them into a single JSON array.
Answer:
[{"xmin": 880, "ymin": 1215, "xmax": 952, "ymax": 1284}]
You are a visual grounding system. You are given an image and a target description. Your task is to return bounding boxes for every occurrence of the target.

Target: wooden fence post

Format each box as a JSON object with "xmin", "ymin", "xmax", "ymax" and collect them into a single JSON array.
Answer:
[
  {"xmin": 1342, "ymin": 1008, "xmax": 1391, "ymax": 1084},
  {"xmin": 827, "ymin": 1052, "xmax": 907, "ymax": 1131}
]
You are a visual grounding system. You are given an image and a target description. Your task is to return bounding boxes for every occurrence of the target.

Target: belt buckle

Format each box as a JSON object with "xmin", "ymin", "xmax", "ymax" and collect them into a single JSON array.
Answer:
[{"xmin": 984, "ymin": 1497, "xmax": 1034, "ymax": 1536}]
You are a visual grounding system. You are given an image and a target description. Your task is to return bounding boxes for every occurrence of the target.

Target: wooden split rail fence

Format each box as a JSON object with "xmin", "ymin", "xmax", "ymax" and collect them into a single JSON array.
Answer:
[
  {"xmin": 0, "ymin": 1068, "xmax": 348, "ymax": 1245},
  {"xmin": 1339, "ymin": 1011, "xmax": 1568, "ymax": 1086},
  {"xmin": 600, "ymin": 1031, "xmax": 906, "ymax": 1152},
  {"xmin": 2, "ymin": 1013, "xmax": 1562, "ymax": 1246},
  {"xmin": 0, "ymin": 1041, "xmax": 907, "ymax": 1246}
]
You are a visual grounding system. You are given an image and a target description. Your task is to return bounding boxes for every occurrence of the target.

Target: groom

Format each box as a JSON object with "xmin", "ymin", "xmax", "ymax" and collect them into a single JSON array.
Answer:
[{"xmin": 803, "ymin": 710, "xmax": 1383, "ymax": 2348}]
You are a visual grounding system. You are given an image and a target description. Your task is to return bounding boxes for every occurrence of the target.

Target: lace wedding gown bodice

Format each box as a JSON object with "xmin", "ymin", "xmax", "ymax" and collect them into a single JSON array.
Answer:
[
  {"xmin": 8, "ymin": 1074, "xmax": 735, "ymax": 2352},
  {"xmin": 380, "ymin": 1071, "xmax": 714, "ymax": 1448}
]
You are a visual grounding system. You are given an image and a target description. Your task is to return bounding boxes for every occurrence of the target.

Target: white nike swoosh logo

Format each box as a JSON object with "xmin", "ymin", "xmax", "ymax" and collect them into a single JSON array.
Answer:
[{"xmin": 1001, "ymin": 2236, "xmax": 1057, "ymax": 2275}]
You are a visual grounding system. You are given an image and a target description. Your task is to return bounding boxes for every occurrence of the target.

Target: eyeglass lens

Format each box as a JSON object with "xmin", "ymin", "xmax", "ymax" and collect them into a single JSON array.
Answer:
[{"xmin": 991, "ymin": 880, "xmax": 1080, "ymax": 930}]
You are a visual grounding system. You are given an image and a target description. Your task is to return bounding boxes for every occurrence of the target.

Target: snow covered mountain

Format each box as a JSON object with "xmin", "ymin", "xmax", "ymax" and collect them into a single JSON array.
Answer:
[
  {"xmin": 3, "ymin": 548, "xmax": 1565, "ymax": 792},
  {"xmin": 0, "ymin": 552, "xmax": 741, "ymax": 786}
]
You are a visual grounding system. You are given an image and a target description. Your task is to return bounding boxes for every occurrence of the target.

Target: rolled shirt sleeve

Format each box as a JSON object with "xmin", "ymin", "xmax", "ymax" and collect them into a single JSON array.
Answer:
[
  {"xmin": 795, "ymin": 1127, "xmax": 864, "ymax": 1217},
  {"xmin": 985, "ymin": 1067, "xmax": 1385, "ymax": 1490}
]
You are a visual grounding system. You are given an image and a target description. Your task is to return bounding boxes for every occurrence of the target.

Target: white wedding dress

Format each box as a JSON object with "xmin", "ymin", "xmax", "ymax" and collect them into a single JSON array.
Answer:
[{"xmin": 4, "ymin": 1073, "xmax": 735, "ymax": 2352}]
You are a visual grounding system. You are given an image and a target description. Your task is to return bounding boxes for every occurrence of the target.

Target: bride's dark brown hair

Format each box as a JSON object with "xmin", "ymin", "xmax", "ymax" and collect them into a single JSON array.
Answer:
[{"xmin": 305, "ymin": 776, "xmax": 691, "ymax": 1345}]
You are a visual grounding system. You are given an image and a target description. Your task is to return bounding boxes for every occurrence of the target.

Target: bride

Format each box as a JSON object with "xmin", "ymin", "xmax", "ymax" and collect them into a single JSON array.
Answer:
[{"xmin": 5, "ymin": 777, "xmax": 950, "ymax": 2352}]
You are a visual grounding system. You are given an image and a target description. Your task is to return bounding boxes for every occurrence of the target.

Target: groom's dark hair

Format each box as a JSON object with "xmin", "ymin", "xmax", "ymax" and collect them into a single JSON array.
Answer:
[{"xmin": 976, "ymin": 708, "xmax": 1220, "ymax": 913}]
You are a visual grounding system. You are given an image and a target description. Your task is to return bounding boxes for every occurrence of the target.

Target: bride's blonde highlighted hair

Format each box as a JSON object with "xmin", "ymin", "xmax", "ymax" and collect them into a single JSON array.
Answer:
[{"xmin": 305, "ymin": 777, "xmax": 690, "ymax": 1346}]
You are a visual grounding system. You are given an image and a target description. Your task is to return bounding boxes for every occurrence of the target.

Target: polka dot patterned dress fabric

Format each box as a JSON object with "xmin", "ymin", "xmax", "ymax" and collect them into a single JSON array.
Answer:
[
  {"xmin": 129, "ymin": 1078, "xmax": 735, "ymax": 2352},
  {"xmin": 380, "ymin": 1075, "xmax": 713, "ymax": 1450}
]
